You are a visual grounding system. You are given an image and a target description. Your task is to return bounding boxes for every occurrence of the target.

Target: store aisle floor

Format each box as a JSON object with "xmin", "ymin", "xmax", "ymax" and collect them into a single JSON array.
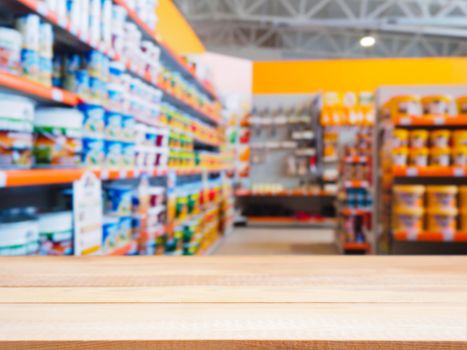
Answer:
[{"xmin": 214, "ymin": 227, "xmax": 338, "ymax": 255}]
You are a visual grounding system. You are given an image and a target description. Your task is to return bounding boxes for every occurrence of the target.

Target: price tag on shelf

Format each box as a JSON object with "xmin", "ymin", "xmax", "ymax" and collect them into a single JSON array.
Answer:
[
  {"xmin": 101, "ymin": 169, "xmax": 109, "ymax": 180},
  {"xmin": 119, "ymin": 170, "xmax": 127, "ymax": 179},
  {"xmin": 36, "ymin": 2, "xmax": 48, "ymax": 16},
  {"xmin": 134, "ymin": 169, "xmax": 141, "ymax": 177},
  {"xmin": 399, "ymin": 117, "xmax": 411, "ymax": 125},
  {"xmin": 453, "ymin": 168, "xmax": 465, "ymax": 177},
  {"xmin": 407, "ymin": 230, "xmax": 417, "ymax": 241},
  {"xmin": 433, "ymin": 117, "xmax": 445, "ymax": 125},
  {"xmin": 406, "ymin": 167, "xmax": 418, "ymax": 177},
  {"xmin": 442, "ymin": 230, "xmax": 454, "ymax": 242},
  {"xmin": 51, "ymin": 89, "xmax": 64, "ymax": 102},
  {"xmin": 0, "ymin": 171, "xmax": 6, "ymax": 188}
]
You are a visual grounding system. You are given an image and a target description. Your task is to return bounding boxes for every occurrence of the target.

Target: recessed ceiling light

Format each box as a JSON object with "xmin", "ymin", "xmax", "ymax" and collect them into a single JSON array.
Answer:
[{"xmin": 360, "ymin": 35, "xmax": 376, "ymax": 47}]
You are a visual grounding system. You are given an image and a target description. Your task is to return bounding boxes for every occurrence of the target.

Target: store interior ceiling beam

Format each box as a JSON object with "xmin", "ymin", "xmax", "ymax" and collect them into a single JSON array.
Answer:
[{"xmin": 175, "ymin": 0, "xmax": 467, "ymax": 59}]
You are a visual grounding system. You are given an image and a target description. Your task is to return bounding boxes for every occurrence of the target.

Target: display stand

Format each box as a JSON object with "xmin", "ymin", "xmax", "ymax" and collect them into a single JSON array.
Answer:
[{"xmin": 373, "ymin": 85, "xmax": 467, "ymax": 254}]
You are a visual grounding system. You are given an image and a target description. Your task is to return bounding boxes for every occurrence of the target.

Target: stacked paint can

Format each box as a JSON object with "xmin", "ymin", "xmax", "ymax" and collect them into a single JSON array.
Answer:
[{"xmin": 393, "ymin": 185, "xmax": 467, "ymax": 235}]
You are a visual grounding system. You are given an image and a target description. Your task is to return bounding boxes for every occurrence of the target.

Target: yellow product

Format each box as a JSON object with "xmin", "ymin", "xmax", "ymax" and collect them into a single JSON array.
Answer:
[
  {"xmin": 409, "ymin": 130, "xmax": 429, "ymax": 148},
  {"xmin": 460, "ymin": 210, "xmax": 467, "ymax": 232},
  {"xmin": 393, "ymin": 207, "xmax": 424, "ymax": 232},
  {"xmin": 459, "ymin": 186, "xmax": 467, "ymax": 209},
  {"xmin": 455, "ymin": 96, "xmax": 467, "ymax": 115},
  {"xmin": 452, "ymin": 147, "xmax": 467, "ymax": 167},
  {"xmin": 389, "ymin": 95, "xmax": 420, "ymax": 116},
  {"xmin": 452, "ymin": 130, "xmax": 467, "ymax": 147},
  {"xmin": 409, "ymin": 148, "xmax": 429, "ymax": 167},
  {"xmin": 426, "ymin": 186, "xmax": 458, "ymax": 209},
  {"xmin": 430, "ymin": 147, "xmax": 451, "ymax": 166},
  {"xmin": 430, "ymin": 130, "xmax": 451, "ymax": 148},
  {"xmin": 393, "ymin": 148, "xmax": 408, "ymax": 166},
  {"xmin": 393, "ymin": 129, "xmax": 409, "ymax": 148},
  {"xmin": 393, "ymin": 185, "xmax": 425, "ymax": 209},
  {"xmin": 421, "ymin": 95, "xmax": 453, "ymax": 115},
  {"xmin": 426, "ymin": 208, "xmax": 458, "ymax": 233}
]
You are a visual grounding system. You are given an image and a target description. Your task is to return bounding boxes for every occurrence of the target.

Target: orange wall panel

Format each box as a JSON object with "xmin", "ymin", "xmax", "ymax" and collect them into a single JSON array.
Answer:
[
  {"xmin": 156, "ymin": 0, "xmax": 205, "ymax": 55},
  {"xmin": 253, "ymin": 58, "xmax": 467, "ymax": 94}
]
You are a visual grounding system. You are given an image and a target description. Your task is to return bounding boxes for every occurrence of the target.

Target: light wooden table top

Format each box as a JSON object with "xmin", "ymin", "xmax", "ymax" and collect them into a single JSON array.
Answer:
[{"xmin": 0, "ymin": 256, "xmax": 466, "ymax": 349}]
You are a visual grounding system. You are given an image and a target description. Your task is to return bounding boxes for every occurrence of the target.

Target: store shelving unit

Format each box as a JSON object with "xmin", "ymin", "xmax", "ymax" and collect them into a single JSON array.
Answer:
[
  {"xmin": 373, "ymin": 86, "xmax": 467, "ymax": 254},
  {"xmin": 0, "ymin": 0, "xmax": 231, "ymax": 256},
  {"xmin": 325, "ymin": 93, "xmax": 375, "ymax": 255},
  {"xmin": 236, "ymin": 94, "xmax": 335, "ymax": 225}
]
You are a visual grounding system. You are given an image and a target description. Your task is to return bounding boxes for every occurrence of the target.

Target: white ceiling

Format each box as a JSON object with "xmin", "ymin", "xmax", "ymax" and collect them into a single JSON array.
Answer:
[{"xmin": 175, "ymin": 0, "xmax": 467, "ymax": 59}]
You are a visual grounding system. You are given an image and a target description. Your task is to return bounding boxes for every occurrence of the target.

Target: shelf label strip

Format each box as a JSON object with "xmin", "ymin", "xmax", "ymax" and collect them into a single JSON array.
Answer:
[{"xmin": 0, "ymin": 172, "xmax": 6, "ymax": 188}]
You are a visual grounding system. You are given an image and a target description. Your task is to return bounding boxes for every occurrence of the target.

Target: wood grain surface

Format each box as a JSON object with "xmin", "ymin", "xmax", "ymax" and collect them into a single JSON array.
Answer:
[{"xmin": 0, "ymin": 256, "xmax": 466, "ymax": 349}]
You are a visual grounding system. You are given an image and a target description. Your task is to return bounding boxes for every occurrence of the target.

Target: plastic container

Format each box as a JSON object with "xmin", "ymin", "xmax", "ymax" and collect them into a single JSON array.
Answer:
[
  {"xmin": 430, "ymin": 130, "xmax": 451, "ymax": 148},
  {"xmin": 105, "ymin": 185, "xmax": 133, "ymax": 217},
  {"xmin": 121, "ymin": 115, "xmax": 135, "ymax": 141},
  {"xmin": 104, "ymin": 140, "xmax": 122, "ymax": 168},
  {"xmin": 409, "ymin": 148, "xmax": 429, "ymax": 167},
  {"xmin": 453, "ymin": 147, "xmax": 467, "ymax": 167},
  {"xmin": 389, "ymin": 95, "xmax": 421, "ymax": 116},
  {"xmin": 0, "ymin": 94, "xmax": 35, "ymax": 168},
  {"xmin": 82, "ymin": 137, "xmax": 104, "ymax": 168},
  {"xmin": 393, "ymin": 148, "xmax": 408, "ymax": 166},
  {"xmin": 393, "ymin": 129, "xmax": 409, "ymax": 148},
  {"xmin": 426, "ymin": 186, "xmax": 458, "ymax": 209},
  {"xmin": 102, "ymin": 216, "xmax": 119, "ymax": 253},
  {"xmin": 79, "ymin": 104, "xmax": 105, "ymax": 138},
  {"xmin": 393, "ymin": 185, "xmax": 425, "ymax": 210},
  {"xmin": 104, "ymin": 111, "xmax": 122, "ymax": 140},
  {"xmin": 0, "ymin": 221, "xmax": 36, "ymax": 256},
  {"xmin": 393, "ymin": 207, "xmax": 424, "ymax": 233},
  {"xmin": 421, "ymin": 95, "xmax": 453, "ymax": 115},
  {"xmin": 33, "ymin": 108, "xmax": 83, "ymax": 167},
  {"xmin": 410, "ymin": 130, "xmax": 429, "ymax": 148},
  {"xmin": 109, "ymin": 61, "xmax": 125, "ymax": 84},
  {"xmin": 16, "ymin": 15, "xmax": 40, "ymax": 81},
  {"xmin": 426, "ymin": 208, "xmax": 458, "ymax": 233},
  {"xmin": 118, "ymin": 217, "xmax": 132, "ymax": 243},
  {"xmin": 430, "ymin": 147, "xmax": 451, "ymax": 167},
  {"xmin": 121, "ymin": 142, "xmax": 135, "ymax": 168},
  {"xmin": 38, "ymin": 211, "xmax": 73, "ymax": 256},
  {"xmin": 452, "ymin": 130, "xmax": 467, "ymax": 147},
  {"xmin": 0, "ymin": 27, "xmax": 22, "ymax": 74}
]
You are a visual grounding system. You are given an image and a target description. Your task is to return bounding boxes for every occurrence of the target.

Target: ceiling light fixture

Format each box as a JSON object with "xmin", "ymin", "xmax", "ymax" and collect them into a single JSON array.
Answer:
[{"xmin": 360, "ymin": 35, "xmax": 376, "ymax": 48}]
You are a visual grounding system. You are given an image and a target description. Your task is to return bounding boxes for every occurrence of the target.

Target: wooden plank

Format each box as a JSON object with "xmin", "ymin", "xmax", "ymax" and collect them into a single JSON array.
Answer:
[
  {"xmin": 0, "ymin": 257, "xmax": 466, "ymax": 348},
  {"xmin": 0, "ymin": 303, "xmax": 464, "ymax": 344},
  {"xmin": 0, "ymin": 284, "xmax": 466, "ymax": 303}
]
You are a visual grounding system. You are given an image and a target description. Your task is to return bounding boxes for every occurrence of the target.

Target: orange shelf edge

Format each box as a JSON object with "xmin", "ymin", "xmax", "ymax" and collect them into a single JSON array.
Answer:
[
  {"xmin": 394, "ymin": 231, "xmax": 467, "ymax": 242},
  {"xmin": 1, "ymin": 168, "xmax": 171, "ymax": 188},
  {"xmin": 393, "ymin": 115, "xmax": 467, "ymax": 126},
  {"xmin": 393, "ymin": 166, "xmax": 467, "ymax": 177},
  {"xmin": 343, "ymin": 242, "xmax": 370, "ymax": 251},
  {"xmin": 0, "ymin": 71, "xmax": 79, "ymax": 106}
]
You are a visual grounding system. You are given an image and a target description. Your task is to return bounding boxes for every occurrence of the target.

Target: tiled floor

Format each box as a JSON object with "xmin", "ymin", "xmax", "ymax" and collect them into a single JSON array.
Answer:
[{"xmin": 215, "ymin": 227, "xmax": 338, "ymax": 255}]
